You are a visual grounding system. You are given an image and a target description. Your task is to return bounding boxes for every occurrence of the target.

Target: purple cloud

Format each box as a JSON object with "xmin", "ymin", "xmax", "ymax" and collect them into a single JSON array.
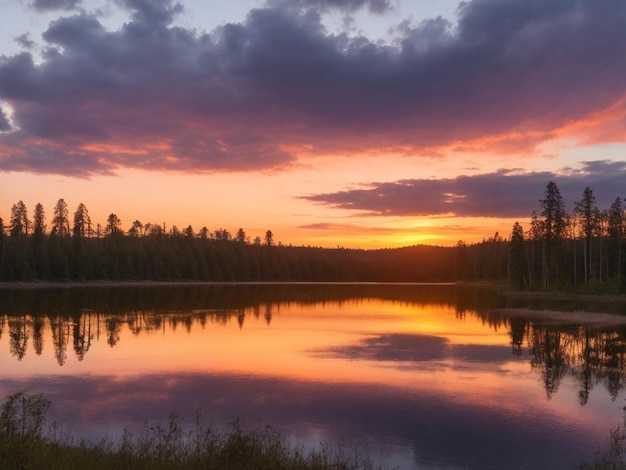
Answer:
[
  {"xmin": 0, "ymin": 0, "xmax": 625, "ymax": 175},
  {"xmin": 267, "ymin": 0, "xmax": 392, "ymax": 14},
  {"xmin": 0, "ymin": 108, "xmax": 11, "ymax": 132},
  {"xmin": 14, "ymin": 34, "xmax": 36, "ymax": 50},
  {"xmin": 301, "ymin": 160, "xmax": 626, "ymax": 218},
  {"xmin": 30, "ymin": 0, "xmax": 82, "ymax": 12}
]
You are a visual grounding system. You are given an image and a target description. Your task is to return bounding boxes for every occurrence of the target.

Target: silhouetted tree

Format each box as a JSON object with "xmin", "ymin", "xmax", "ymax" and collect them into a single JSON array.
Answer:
[
  {"xmin": 10, "ymin": 200, "xmax": 30, "ymax": 237},
  {"xmin": 128, "ymin": 220, "xmax": 143, "ymax": 237},
  {"xmin": 236, "ymin": 228, "xmax": 247, "ymax": 243},
  {"xmin": 265, "ymin": 230, "xmax": 274, "ymax": 246},
  {"xmin": 183, "ymin": 225, "xmax": 194, "ymax": 238},
  {"xmin": 509, "ymin": 222, "xmax": 527, "ymax": 286},
  {"xmin": 574, "ymin": 186, "xmax": 598, "ymax": 284},
  {"xmin": 607, "ymin": 197, "xmax": 624, "ymax": 282},
  {"xmin": 51, "ymin": 198, "xmax": 70, "ymax": 238},
  {"xmin": 72, "ymin": 203, "xmax": 91, "ymax": 238},
  {"xmin": 539, "ymin": 181, "xmax": 567, "ymax": 287},
  {"xmin": 33, "ymin": 203, "xmax": 46, "ymax": 241},
  {"xmin": 105, "ymin": 213, "xmax": 122, "ymax": 236}
]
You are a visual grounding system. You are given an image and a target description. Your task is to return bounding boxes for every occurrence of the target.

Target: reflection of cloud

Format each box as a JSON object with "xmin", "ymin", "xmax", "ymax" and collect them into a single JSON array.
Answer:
[
  {"xmin": 303, "ymin": 161, "xmax": 626, "ymax": 218},
  {"xmin": 1, "ymin": 1, "xmax": 626, "ymax": 175},
  {"xmin": 0, "ymin": 371, "xmax": 594, "ymax": 469},
  {"xmin": 315, "ymin": 333, "xmax": 450, "ymax": 362},
  {"xmin": 313, "ymin": 333, "xmax": 514, "ymax": 366}
]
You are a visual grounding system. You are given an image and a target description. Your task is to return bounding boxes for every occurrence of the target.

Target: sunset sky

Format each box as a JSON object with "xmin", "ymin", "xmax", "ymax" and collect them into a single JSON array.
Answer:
[{"xmin": 1, "ymin": 0, "xmax": 625, "ymax": 248}]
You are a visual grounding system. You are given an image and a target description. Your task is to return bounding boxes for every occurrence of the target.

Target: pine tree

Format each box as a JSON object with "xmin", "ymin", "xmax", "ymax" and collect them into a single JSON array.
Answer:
[
  {"xmin": 9, "ymin": 200, "xmax": 30, "ymax": 237},
  {"xmin": 607, "ymin": 197, "xmax": 624, "ymax": 282},
  {"xmin": 72, "ymin": 203, "xmax": 92, "ymax": 238},
  {"xmin": 574, "ymin": 186, "xmax": 598, "ymax": 283},
  {"xmin": 539, "ymin": 181, "xmax": 567, "ymax": 287},
  {"xmin": 51, "ymin": 198, "xmax": 71, "ymax": 238},
  {"xmin": 509, "ymin": 221, "xmax": 527, "ymax": 286}
]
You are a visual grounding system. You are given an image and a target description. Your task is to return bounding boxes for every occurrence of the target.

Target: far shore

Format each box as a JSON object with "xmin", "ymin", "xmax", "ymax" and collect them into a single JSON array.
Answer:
[
  {"xmin": 1, "ymin": 279, "xmax": 625, "ymax": 307},
  {"xmin": 492, "ymin": 307, "xmax": 626, "ymax": 325},
  {"xmin": 0, "ymin": 280, "xmax": 457, "ymax": 289}
]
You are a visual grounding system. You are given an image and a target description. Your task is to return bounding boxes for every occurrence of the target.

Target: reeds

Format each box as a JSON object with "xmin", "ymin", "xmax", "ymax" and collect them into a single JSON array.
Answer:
[{"xmin": 0, "ymin": 392, "xmax": 389, "ymax": 470}]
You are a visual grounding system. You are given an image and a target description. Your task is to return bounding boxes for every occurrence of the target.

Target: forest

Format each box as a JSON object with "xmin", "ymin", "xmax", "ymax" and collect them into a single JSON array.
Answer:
[{"xmin": 0, "ymin": 181, "xmax": 624, "ymax": 289}]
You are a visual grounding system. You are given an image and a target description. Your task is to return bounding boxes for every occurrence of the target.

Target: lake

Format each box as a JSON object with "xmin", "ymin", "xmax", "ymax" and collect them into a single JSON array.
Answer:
[{"xmin": 1, "ymin": 283, "xmax": 625, "ymax": 469}]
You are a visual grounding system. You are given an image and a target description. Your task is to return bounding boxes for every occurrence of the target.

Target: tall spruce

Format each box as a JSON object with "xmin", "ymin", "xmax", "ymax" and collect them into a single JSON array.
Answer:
[
  {"xmin": 539, "ymin": 181, "xmax": 567, "ymax": 287},
  {"xmin": 9, "ymin": 200, "xmax": 30, "ymax": 237},
  {"xmin": 51, "ymin": 198, "xmax": 71, "ymax": 238},
  {"xmin": 574, "ymin": 186, "xmax": 598, "ymax": 284},
  {"xmin": 509, "ymin": 221, "xmax": 527, "ymax": 286},
  {"xmin": 72, "ymin": 203, "xmax": 92, "ymax": 238},
  {"xmin": 608, "ymin": 197, "xmax": 624, "ymax": 281},
  {"xmin": 33, "ymin": 203, "xmax": 46, "ymax": 241}
]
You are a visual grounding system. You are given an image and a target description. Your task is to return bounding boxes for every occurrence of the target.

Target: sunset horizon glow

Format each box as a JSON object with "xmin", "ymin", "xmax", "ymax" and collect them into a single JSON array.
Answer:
[{"xmin": 1, "ymin": 0, "xmax": 625, "ymax": 249}]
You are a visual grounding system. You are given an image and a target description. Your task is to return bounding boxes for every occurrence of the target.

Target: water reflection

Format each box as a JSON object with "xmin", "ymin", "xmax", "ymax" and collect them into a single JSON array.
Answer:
[
  {"xmin": 2, "ymin": 285, "xmax": 625, "ymax": 405},
  {"xmin": 0, "ymin": 283, "xmax": 625, "ymax": 469}
]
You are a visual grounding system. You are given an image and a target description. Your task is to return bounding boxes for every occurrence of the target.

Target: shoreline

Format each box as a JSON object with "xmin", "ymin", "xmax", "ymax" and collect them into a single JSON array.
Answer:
[
  {"xmin": 492, "ymin": 307, "xmax": 626, "ymax": 325},
  {"xmin": 0, "ymin": 280, "xmax": 458, "ymax": 289}
]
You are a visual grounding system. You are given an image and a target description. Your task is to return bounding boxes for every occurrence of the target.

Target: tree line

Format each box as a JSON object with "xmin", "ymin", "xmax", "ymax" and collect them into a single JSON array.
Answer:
[
  {"xmin": 0, "ymin": 199, "xmax": 456, "ymax": 282},
  {"xmin": 505, "ymin": 181, "xmax": 625, "ymax": 290},
  {"xmin": 0, "ymin": 182, "xmax": 624, "ymax": 289}
]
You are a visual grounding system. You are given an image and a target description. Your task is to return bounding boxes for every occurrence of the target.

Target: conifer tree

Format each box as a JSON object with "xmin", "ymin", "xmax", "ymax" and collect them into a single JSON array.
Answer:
[
  {"xmin": 539, "ymin": 181, "xmax": 567, "ymax": 287},
  {"xmin": 51, "ymin": 198, "xmax": 70, "ymax": 238},
  {"xmin": 72, "ymin": 203, "xmax": 91, "ymax": 238},
  {"xmin": 9, "ymin": 200, "xmax": 30, "ymax": 237},
  {"xmin": 574, "ymin": 186, "xmax": 598, "ymax": 283}
]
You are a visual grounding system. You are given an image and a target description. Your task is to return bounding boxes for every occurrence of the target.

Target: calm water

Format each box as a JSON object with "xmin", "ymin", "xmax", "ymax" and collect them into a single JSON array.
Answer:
[{"xmin": 1, "ymin": 283, "xmax": 625, "ymax": 469}]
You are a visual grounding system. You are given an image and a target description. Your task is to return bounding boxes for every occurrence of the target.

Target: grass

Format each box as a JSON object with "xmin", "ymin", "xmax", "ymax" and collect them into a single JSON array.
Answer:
[
  {"xmin": 581, "ymin": 421, "xmax": 626, "ymax": 470},
  {"xmin": 0, "ymin": 392, "xmax": 390, "ymax": 470}
]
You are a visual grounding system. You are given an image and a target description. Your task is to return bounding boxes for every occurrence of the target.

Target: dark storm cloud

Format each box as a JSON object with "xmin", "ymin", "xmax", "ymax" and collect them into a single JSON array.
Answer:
[
  {"xmin": 30, "ymin": 0, "xmax": 82, "ymax": 12},
  {"xmin": 1, "ymin": 0, "xmax": 626, "ymax": 175},
  {"xmin": 302, "ymin": 160, "xmax": 626, "ymax": 218}
]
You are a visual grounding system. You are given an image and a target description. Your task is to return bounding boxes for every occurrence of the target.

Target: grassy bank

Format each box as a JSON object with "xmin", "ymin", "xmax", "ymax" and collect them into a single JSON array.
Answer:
[{"xmin": 0, "ymin": 393, "xmax": 388, "ymax": 470}]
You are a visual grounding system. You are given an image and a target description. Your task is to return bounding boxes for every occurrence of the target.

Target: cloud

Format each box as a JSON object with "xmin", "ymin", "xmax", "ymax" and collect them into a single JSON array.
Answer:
[
  {"xmin": 313, "ymin": 333, "xmax": 514, "ymax": 365},
  {"xmin": 14, "ymin": 34, "xmax": 36, "ymax": 50},
  {"xmin": 30, "ymin": 0, "xmax": 82, "ymax": 12},
  {"xmin": 266, "ymin": 0, "xmax": 392, "ymax": 14},
  {"xmin": 1, "ymin": 0, "xmax": 626, "ymax": 175},
  {"xmin": 302, "ymin": 160, "xmax": 626, "ymax": 218},
  {"xmin": 0, "ymin": 107, "xmax": 11, "ymax": 132},
  {"xmin": 114, "ymin": 0, "xmax": 185, "ymax": 25}
]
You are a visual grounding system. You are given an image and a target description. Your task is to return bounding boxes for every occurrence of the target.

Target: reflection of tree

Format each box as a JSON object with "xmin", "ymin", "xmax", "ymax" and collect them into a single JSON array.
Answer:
[
  {"xmin": 50, "ymin": 316, "xmax": 70, "ymax": 366},
  {"xmin": 2, "ymin": 285, "xmax": 626, "ymax": 409},
  {"xmin": 509, "ymin": 317, "xmax": 527, "ymax": 357},
  {"xmin": 9, "ymin": 317, "xmax": 29, "ymax": 360},
  {"xmin": 73, "ymin": 311, "xmax": 95, "ymax": 361},
  {"xmin": 32, "ymin": 316, "xmax": 44, "ymax": 355},
  {"xmin": 574, "ymin": 328, "xmax": 602, "ymax": 406},
  {"xmin": 105, "ymin": 317, "xmax": 122, "ymax": 347},
  {"xmin": 264, "ymin": 304, "xmax": 272, "ymax": 326},
  {"xmin": 237, "ymin": 310, "xmax": 245, "ymax": 329},
  {"xmin": 529, "ymin": 327, "xmax": 568, "ymax": 399},
  {"xmin": 508, "ymin": 318, "xmax": 626, "ymax": 403},
  {"xmin": 605, "ymin": 333, "xmax": 626, "ymax": 400}
]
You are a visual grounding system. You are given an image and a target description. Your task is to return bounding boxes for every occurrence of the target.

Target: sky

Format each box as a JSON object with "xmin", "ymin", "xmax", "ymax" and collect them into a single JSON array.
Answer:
[{"xmin": 0, "ymin": 0, "xmax": 625, "ymax": 248}]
